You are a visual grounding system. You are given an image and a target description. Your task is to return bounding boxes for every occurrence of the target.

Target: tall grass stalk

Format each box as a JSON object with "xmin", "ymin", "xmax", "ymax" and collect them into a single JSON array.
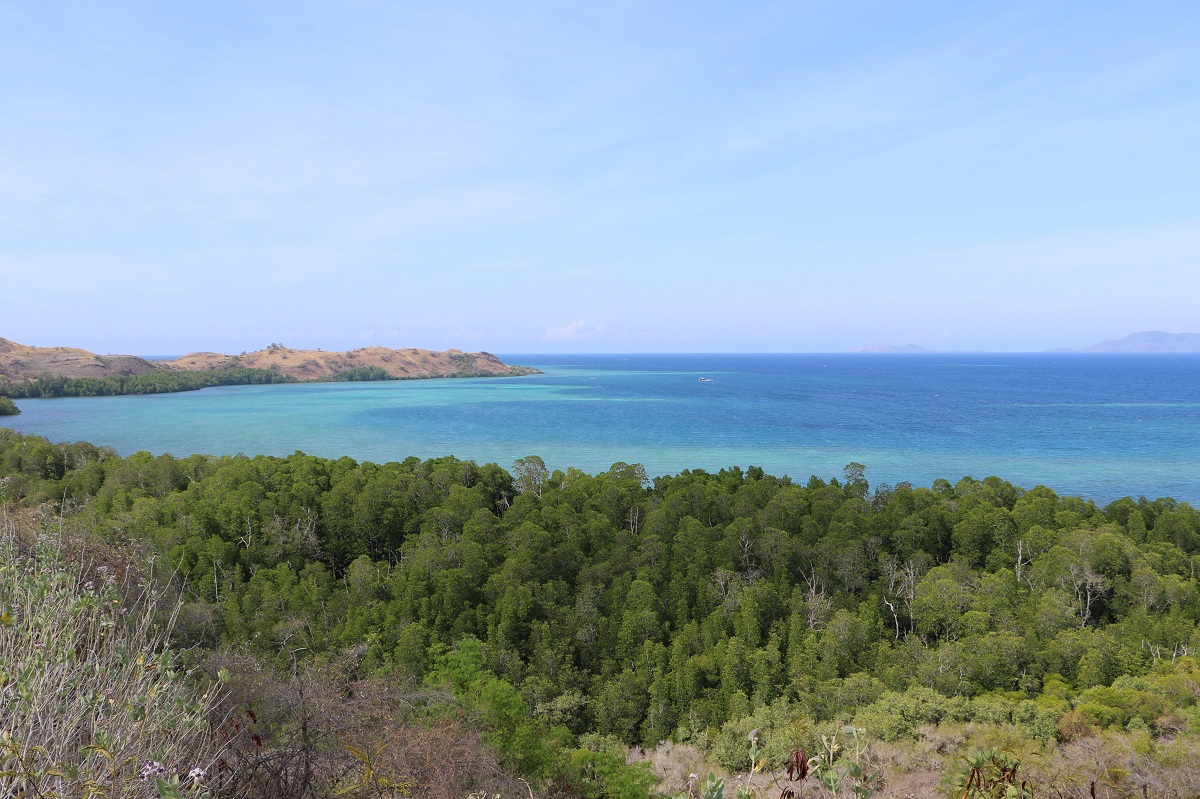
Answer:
[{"xmin": 0, "ymin": 508, "xmax": 218, "ymax": 798}]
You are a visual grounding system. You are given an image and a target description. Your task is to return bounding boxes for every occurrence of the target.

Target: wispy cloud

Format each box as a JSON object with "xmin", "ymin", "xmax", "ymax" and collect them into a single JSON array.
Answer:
[{"xmin": 542, "ymin": 320, "xmax": 608, "ymax": 341}]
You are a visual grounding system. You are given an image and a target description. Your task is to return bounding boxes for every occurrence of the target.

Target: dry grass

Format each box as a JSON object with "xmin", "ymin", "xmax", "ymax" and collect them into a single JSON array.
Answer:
[
  {"xmin": 640, "ymin": 720, "xmax": 1200, "ymax": 798},
  {"xmin": 637, "ymin": 741, "xmax": 715, "ymax": 795},
  {"xmin": 0, "ymin": 337, "xmax": 157, "ymax": 380},
  {"xmin": 165, "ymin": 345, "xmax": 529, "ymax": 381},
  {"xmin": 0, "ymin": 508, "xmax": 219, "ymax": 798},
  {"xmin": 204, "ymin": 647, "xmax": 523, "ymax": 799}
]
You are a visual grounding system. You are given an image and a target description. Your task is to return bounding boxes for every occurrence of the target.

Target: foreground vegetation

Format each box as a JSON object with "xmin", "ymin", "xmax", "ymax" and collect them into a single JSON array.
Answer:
[
  {"xmin": 0, "ymin": 518, "xmax": 219, "ymax": 798},
  {"xmin": 2, "ymin": 428, "xmax": 1198, "ymax": 797}
]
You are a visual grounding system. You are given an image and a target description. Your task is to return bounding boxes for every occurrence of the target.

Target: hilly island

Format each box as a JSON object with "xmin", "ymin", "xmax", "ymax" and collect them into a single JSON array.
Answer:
[{"xmin": 0, "ymin": 337, "xmax": 538, "ymax": 408}]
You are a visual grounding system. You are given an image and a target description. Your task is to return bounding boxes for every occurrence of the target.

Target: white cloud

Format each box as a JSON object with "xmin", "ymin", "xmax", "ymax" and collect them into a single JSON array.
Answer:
[{"xmin": 542, "ymin": 320, "xmax": 607, "ymax": 341}]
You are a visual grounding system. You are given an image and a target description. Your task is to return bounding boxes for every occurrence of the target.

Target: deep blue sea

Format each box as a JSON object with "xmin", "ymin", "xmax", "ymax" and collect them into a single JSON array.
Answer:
[{"xmin": 4, "ymin": 354, "xmax": 1199, "ymax": 505}]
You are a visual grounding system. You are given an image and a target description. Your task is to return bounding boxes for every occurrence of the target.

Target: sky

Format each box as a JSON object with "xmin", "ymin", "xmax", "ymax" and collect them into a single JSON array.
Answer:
[{"xmin": 2, "ymin": 1, "xmax": 1198, "ymax": 355}]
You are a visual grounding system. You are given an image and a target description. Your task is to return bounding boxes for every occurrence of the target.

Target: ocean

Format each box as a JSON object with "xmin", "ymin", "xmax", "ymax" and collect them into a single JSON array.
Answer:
[{"xmin": 3, "ymin": 353, "xmax": 1198, "ymax": 505}]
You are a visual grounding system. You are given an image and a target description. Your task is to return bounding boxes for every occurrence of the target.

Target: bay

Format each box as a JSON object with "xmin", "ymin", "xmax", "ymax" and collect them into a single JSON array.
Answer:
[{"xmin": 3, "ymin": 353, "xmax": 1199, "ymax": 505}]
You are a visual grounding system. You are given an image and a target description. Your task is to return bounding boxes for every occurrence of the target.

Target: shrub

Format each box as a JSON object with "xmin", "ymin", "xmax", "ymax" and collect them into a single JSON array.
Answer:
[
  {"xmin": 707, "ymin": 698, "xmax": 809, "ymax": 771},
  {"xmin": 561, "ymin": 739, "xmax": 658, "ymax": 799},
  {"xmin": 1055, "ymin": 710, "xmax": 1094, "ymax": 742},
  {"xmin": 204, "ymin": 646, "xmax": 522, "ymax": 799},
  {"xmin": 852, "ymin": 686, "xmax": 969, "ymax": 741},
  {"xmin": 1076, "ymin": 683, "xmax": 1169, "ymax": 730},
  {"xmin": 1027, "ymin": 707, "xmax": 1061, "ymax": 745},
  {"xmin": 945, "ymin": 748, "xmax": 1032, "ymax": 799}
]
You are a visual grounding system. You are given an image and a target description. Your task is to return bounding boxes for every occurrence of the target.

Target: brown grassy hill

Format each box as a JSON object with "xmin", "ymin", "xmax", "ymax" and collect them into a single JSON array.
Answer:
[
  {"xmin": 163, "ymin": 344, "xmax": 538, "ymax": 380},
  {"xmin": 0, "ymin": 339, "xmax": 538, "ymax": 382},
  {"xmin": 0, "ymin": 338, "xmax": 158, "ymax": 380}
]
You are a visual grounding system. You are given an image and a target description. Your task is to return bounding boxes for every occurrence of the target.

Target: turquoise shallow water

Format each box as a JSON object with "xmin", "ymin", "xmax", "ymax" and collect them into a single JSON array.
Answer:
[{"xmin": 4, "ymin": 353, "xmax": 1199, "ymax": 504}]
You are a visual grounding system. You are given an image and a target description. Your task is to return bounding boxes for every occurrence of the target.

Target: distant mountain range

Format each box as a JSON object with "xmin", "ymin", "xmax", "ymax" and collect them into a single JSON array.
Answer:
[
  {"xmin": 849, "ymin": 332, "xmax": 1200, "ymax": 354},
  {"xmin": 1058, "ymin": 331, "xmax": 1200, "ymax": 353}
]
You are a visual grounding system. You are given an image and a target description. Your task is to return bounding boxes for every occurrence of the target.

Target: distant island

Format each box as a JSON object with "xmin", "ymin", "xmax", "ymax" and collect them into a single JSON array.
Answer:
[
  {"xmin": 846, "ymin": 344, "xmax": 934, "ymax": 353},
  {"xmin": 1058, "ymin": 330, "xmax": 1200, "ymax": 353},
  {"xmin": 849, "ymin": 331, "xmax": 1200, "ymax": 354},
  {"xmin": 0, "ymin": 338, "xmax": 539, "ymax": 403}
]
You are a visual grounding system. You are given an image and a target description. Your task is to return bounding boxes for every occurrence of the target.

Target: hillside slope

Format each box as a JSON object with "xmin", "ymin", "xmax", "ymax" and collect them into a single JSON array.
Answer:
[
  {"xmin": 0, "ymin": 338, "xmax": 538, "ymax": 382},
  {"xmin": 0, "ymin": 338, "xmax": 158, "ymax": 380}
]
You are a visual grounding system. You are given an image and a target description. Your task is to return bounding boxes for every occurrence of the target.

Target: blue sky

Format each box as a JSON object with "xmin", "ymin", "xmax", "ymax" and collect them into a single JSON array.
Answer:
[{"xmin": 2, "ymin": 1, "xmax": 1198, "ymax": 354}]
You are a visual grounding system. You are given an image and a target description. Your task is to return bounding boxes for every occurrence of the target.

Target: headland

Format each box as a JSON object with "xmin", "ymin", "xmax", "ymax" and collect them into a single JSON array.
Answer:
[{"xmin": 0, "ymin": 338, "xmax": 539, "ymax": 383}]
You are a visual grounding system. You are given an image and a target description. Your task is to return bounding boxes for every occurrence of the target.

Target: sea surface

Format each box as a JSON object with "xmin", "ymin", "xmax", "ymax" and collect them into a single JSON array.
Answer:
[{"xmin": 4, "ymin": 354, "xmax": 1199, "ymax": 505}]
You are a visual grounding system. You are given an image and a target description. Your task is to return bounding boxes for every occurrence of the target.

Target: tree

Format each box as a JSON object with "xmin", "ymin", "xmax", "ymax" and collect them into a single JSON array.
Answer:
[
  {"xmin": 879, "ymin": 552, "xmax": 930, "ymax": 638},
  {"xmin": 424, "ymin": 637, "xmax": 553, "ymax": 776},
  {"xmin": 952, "ymin": 505, "xmax": 1015, "ymax": 568},
  {"xmin": 616, "ymin": 579, "xmax": 663, "ymax": 665},
  {"xmin": 512, "ymin": 455, "xmax": 549, "ymax": 497},
  {"xmin": 913, "ymin": 564, "xmax": 975, "ymax": 641},
  {"xmin": 843, "ymin": 462, "xmax": 868, "ymax": 499},
  {"xmin": 1031, "ymin": 533, "xmax": 1114, "ymax": 627}
]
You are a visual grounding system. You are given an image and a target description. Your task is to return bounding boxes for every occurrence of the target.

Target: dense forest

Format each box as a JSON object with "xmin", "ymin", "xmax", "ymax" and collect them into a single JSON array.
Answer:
[
  {"xmin": 0, "ymin": 365, "xmax": 510, "ymax": 409},
  {"xmin": 0, "ymin": 367, "xmax": 297, "ymax": 400},
  {"xmin": 2, "ymin": 428, "xmax": 1198, "ymax": 797}
]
